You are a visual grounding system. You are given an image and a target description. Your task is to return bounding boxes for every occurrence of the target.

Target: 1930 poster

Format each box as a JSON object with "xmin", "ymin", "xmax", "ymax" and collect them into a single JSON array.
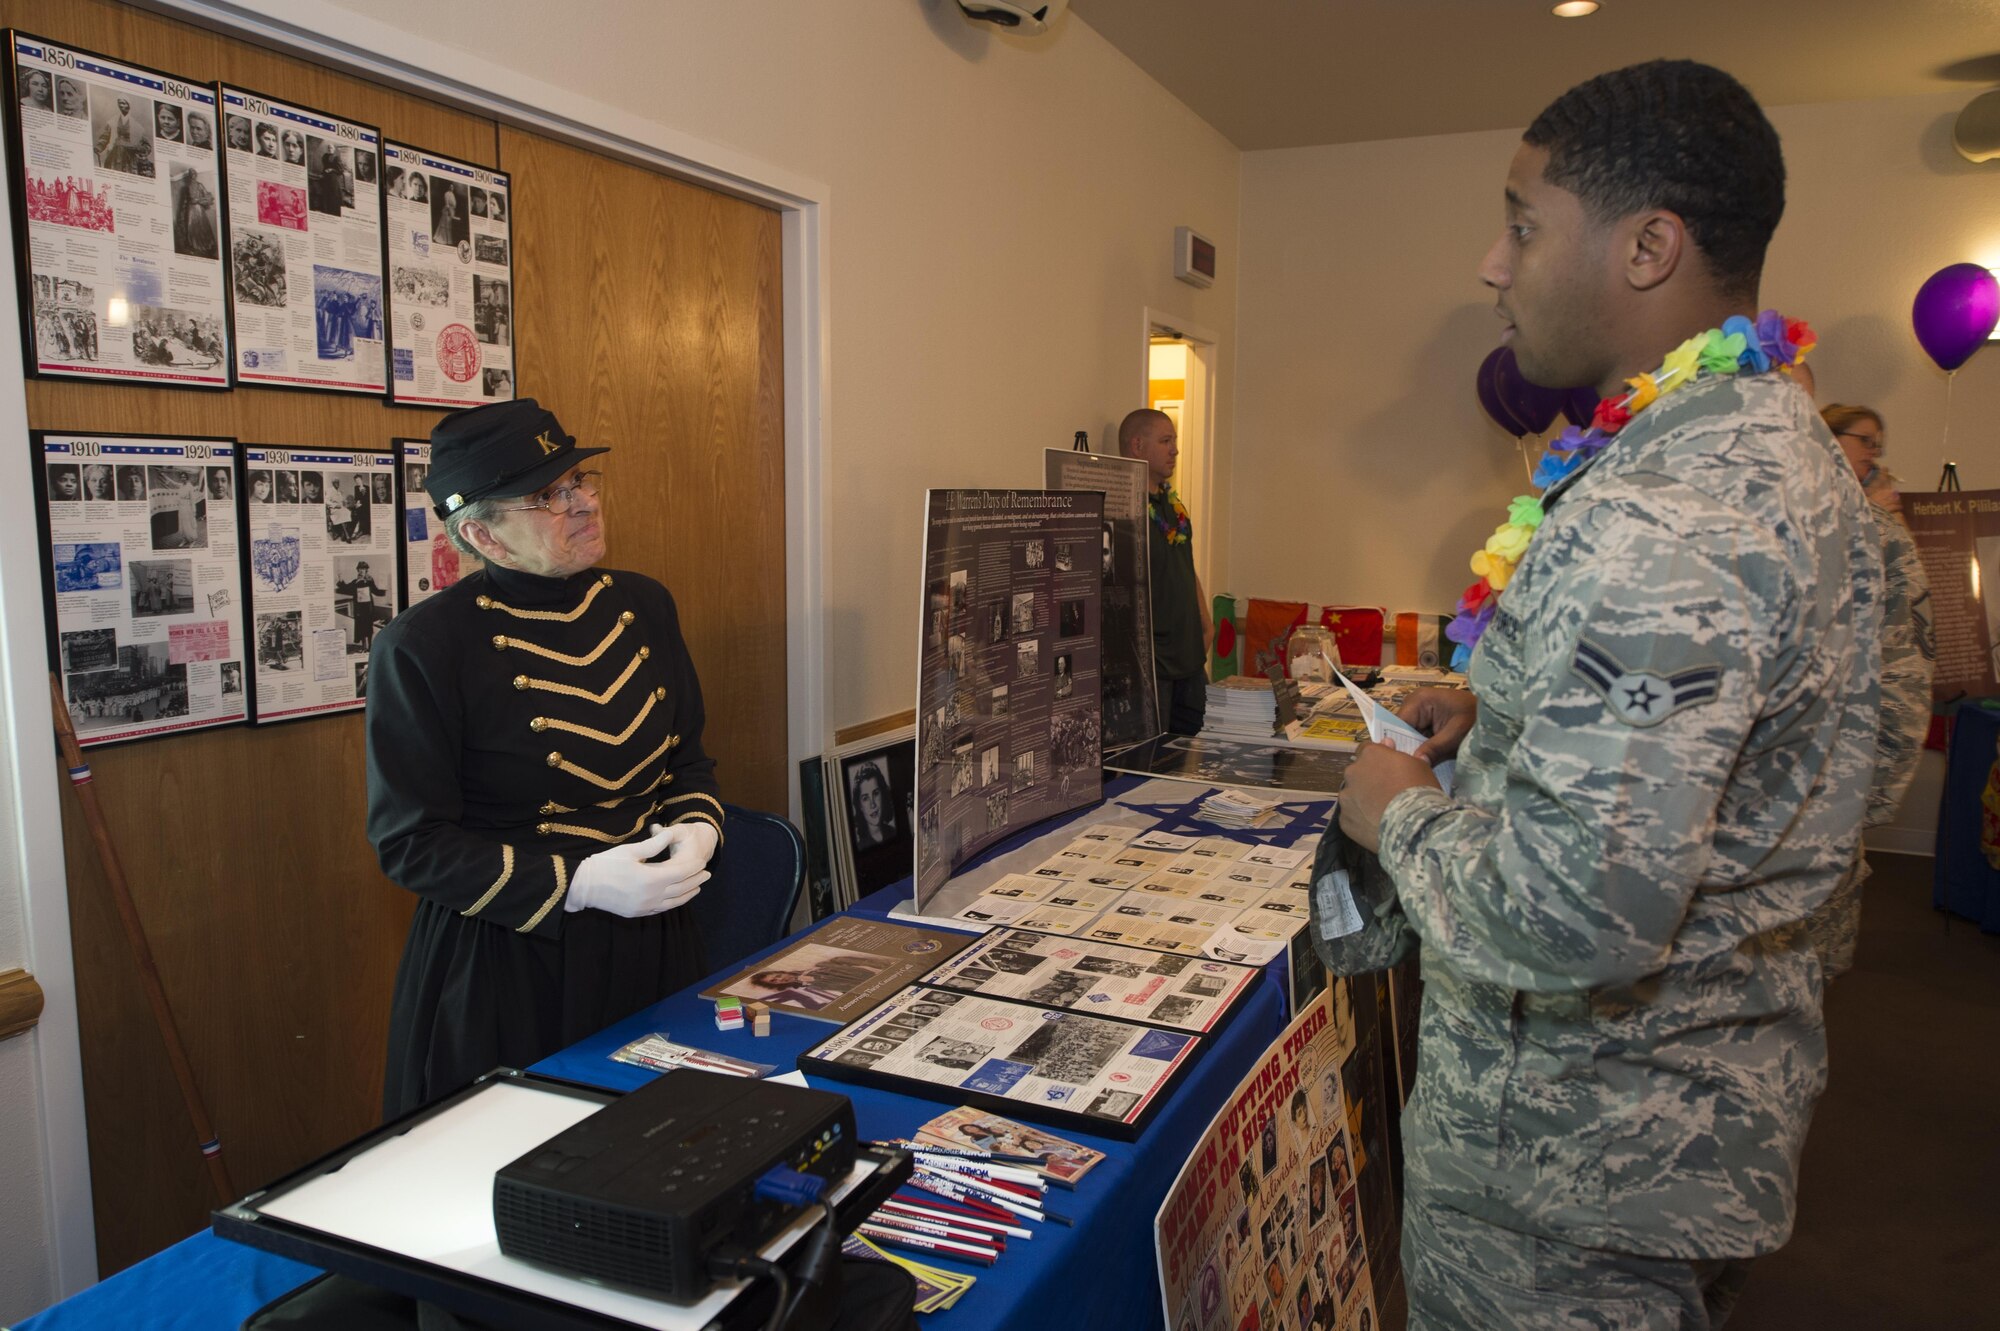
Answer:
[
  {"xmin": 915, "ymin": 489, "xmax": 1104, "ymax": 910},
  {"xmin": 218, "ymin": 85, "xmax": 385, "ymax": 394},
  {"xmin": 242, "ymin": 444, "xmax": 399, "ymax": 722},
  {"xmin": 396, "ymin": 438, "xmax": 478, "ymax": 607},
  {"xmin": 8, "ymin": 33, "xmax": 230, "ymax": 387},
  {"xmin": 1045, "ymin": 448, "xmax": 1158, "ymax": 750},
  {"xmin": 35, "ymin": 432, "xmax": 247, "ymax": 746},
  {"xmin": 382, "ymin": 141, "xmax": 515, "ymax": 407}
]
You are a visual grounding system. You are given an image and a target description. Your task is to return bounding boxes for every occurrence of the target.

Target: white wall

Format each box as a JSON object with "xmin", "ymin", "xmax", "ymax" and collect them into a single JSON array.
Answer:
[
  {"xmin": 1235, "ymin": 89, "xmax": 2000, "ymax": 849},
  {"xmin": 274, "ymin": 0, "xmax": 1243, "ymax": 734}
]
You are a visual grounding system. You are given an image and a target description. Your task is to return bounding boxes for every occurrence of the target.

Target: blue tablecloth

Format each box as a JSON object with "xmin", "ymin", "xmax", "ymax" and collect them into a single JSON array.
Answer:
[
  {"xmin": 1935, "ymin": 701, "xmax": 2000, "ymax": 932},
  {"xmin": 18, "ymin": 778, "xmax": 1332, "ymax": 1331}
]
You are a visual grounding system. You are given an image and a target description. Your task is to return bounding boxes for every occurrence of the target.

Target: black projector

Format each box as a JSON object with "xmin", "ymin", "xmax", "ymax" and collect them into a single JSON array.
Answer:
[{"xmin": 493, "ymin": 1070, "xmax": 856, "ymax": 1301}]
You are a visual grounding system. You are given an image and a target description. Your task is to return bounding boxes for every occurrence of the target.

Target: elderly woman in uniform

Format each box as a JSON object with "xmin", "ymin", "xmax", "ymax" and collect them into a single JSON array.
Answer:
[{"xmin": 366, "ymin": 399, "xmax": 722, "ymax": 1115}]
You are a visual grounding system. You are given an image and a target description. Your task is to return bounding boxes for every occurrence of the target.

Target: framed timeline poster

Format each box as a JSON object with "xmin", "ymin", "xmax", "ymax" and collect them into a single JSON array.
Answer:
[
  {"xmin": 381, "ymin": 142, "xmax": 515, "ymax": 407},
  {"xmin": 396, "ymin": 439, "xmax": 479, "ymax": 607},
  {"xmin": 5, "ymin": 32, "xmax": 230, "ymax": 387},
  {"xmin": 218, "ymin": 85, "xmax": 386, "ymax": 394},
  {"xmin": 33, "ymin": 432, "xmax": 248, "ymax": 747},
  {"xmin": 241, "ymin": 445, "xmax": 400, "ymax": 722}
]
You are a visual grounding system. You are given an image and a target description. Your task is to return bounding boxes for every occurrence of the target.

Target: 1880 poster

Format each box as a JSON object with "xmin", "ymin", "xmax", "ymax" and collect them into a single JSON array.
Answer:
[
  {"xmin": 381, "ymin": 141, "xmax": 514, "ymax": 407},
  {"xmin": 914, "ymin": 489, "xmax": 1104, "ymax": 910}
]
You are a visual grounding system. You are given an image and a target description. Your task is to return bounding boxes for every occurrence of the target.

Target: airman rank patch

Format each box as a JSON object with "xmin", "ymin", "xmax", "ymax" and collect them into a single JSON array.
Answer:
[{"xmin": 1572, "ymin": 637, "xmax": 1721, "ymax": 727}]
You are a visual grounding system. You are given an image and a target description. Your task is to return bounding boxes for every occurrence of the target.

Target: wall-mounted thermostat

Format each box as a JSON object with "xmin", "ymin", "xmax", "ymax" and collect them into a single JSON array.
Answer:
[{"xmin": 1174, "ymin": 226, "xmax": 1216, "ymax": 288}]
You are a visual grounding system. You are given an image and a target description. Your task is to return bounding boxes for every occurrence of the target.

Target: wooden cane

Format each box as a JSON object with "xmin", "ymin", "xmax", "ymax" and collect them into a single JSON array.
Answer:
[{"xmin": 48, "ymin": 673, "xmax": 237, "ymax": 1205}]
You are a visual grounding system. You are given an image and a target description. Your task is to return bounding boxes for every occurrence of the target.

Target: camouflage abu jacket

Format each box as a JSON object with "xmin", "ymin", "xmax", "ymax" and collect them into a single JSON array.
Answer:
[{"xmin": 1378, "ymin": 370, "xmax": 1883, "ymax": 1259}]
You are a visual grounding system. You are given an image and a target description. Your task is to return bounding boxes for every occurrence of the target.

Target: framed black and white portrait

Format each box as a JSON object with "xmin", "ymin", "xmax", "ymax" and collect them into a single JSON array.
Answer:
[{"xmin": 826, "ymin": 727, "xmax": 915, "ymax": 907}]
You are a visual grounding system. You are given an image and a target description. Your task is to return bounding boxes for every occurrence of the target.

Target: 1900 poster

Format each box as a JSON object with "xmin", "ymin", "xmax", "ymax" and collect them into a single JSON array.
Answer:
[
  {"xmin": 1157, "ymin": 988, "xmax": 1377, "ymax": 1331},
  {"xmin": 914, "ymin": 489, "xmax": 1104, "ymax": 910},
  {"xmin": 381, "ymin": 141, "xmax": 514, "ymax": 407},
  {"xmin": 8, "ymin": 33, "xmax": 230, "ymax": 387},
  {"xmin": 396, "ymin": 438, "xmax": 479, "ymax": 607},
  {"xmin": 1904, "ymin": 489, "xmax": 1999, "ymax": 700},
  {"xmin": 218, "ymin": 86, "xmax": 385, "ymax": 394},
  {"xmin": 1045, "ymin": 449, "xmax": 1159, "ymax": 751},
  {"xmin": 242, "ymin": 444, "xmax": 400, "ymax": 722},
  {"xmin": 35, "ymin": 432, "xmax": 247, "ymax": 746}
]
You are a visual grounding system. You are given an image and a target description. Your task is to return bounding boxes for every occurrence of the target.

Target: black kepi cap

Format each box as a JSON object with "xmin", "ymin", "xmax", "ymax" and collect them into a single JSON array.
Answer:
[{"xmin": 425, "ymin": 398, "xmax": 608, "ymax": 519}]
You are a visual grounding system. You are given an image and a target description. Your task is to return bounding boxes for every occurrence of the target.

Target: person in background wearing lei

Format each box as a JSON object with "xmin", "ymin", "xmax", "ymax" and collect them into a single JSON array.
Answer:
[
  {"xmin": 1804, "ymin": 403, "xmax": 1935, "ymax": 981},
  {"xmin": 1336, "ymin": 61, "xmax": 1882, "ymax": 1328},
  {"xmin": 366, "ymin": 399, "xmax": 723, "ymax": 1117},
  {"xmin": 1120, "ymin": 408, "xmax": 1212, "ymax": 735}
]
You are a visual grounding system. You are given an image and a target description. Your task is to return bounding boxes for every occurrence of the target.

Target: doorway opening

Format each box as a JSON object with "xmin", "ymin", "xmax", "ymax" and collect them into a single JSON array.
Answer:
[{"xmin": 1144, "ymin": 316, "xmax": 1217, "ymax": 594}]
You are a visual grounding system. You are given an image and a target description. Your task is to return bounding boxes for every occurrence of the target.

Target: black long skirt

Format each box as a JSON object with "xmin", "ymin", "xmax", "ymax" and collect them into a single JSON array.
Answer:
[{"xmin": 382, "ymin": 900, "xmax": 706, "ymax": 1118}]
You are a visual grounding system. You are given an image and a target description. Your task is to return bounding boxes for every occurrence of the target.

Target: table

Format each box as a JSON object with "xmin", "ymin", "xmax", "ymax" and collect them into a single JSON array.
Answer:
[
  {"xmin": 18, "ymin": 779, "xmax": 1331, "ymax": 1331},
  {"xmin": 1934, "ymin": 700, "xmax": 2000, "ymax": 932}
]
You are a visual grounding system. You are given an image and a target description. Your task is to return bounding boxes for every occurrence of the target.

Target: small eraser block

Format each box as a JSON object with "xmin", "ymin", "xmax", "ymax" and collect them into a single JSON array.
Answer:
[
  {"xmin": 752, "ymin": 1014, "xmax": 771, "ymax": 1037},
  {"xmin": 715, "ymin": 997, "xmax": 743, "ymax": 1015}
]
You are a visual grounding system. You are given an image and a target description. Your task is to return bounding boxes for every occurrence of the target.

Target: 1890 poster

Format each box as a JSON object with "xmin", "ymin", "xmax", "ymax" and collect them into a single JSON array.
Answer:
[
  {"xmin": 8, "ymin": 33, "xmax": 230, "ymax": 387},
  {"xmin": 35, "ymin": 432, "xmax": 247, "ymax": 746},
  {"xmin": 915, "ymin": 489, "xmax": 1104, "ymax": 910},
  {"xmin": 218, "ymin": 86, "xmax": 385, "ymax": 394},
  {"xmin": 1157, "ymin": 988, "xmax": 1377, "ymax": 1331},
  {"xmin": 242, "ymin": 444, "xmax": 400, "ymax": 722},
  {"xmin": 381, "ymin": 141, "xmax": 515, "ymax": 407},
  {"xmin": 1045, "ymin": 448, "xmax": 1159, "ymax": 751}
]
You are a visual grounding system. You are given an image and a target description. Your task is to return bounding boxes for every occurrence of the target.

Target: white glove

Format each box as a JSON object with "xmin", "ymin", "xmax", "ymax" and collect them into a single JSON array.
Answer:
[
  {"xmin": 565, "ymin": 822, "xmax": 711, "ymax": 918},
  {"xmin": 656, "ymin": 819, "xmax": 719, "ymax": 875}
]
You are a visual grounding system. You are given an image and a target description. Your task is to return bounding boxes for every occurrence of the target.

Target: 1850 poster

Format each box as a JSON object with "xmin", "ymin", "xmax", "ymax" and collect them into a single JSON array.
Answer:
[
  {"xmin": 218, "ymin": 85, "xmax": 386, "ymax": 394},
  {"xmin": 1905, "ymin": 489, "xmax": 1999, "ymax": 701},
  {"xmin": 381, "ymin": 141, "xmax": 515, "ymax": 407},
  {"xmin": 914, "ymin": 489, "xmax": 1105, "ymax": 909},
  {"xmin": 1045, "ymin": 448, "xmax": 1159, "ymax": 751},
  {"xmin": 8, "ymin": 33, "xmax": 230, "ymax": 387}
]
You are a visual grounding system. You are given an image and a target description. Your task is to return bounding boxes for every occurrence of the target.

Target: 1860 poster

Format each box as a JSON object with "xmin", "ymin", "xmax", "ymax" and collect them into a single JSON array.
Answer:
[{"xmin": 914, "ymin": 489, "xmax": 1104, "ymax": 909}]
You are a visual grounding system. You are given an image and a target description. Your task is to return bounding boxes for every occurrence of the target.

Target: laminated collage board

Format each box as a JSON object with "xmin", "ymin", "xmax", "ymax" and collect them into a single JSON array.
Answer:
[
  {"xmin": 381, "ymin": 141, "xmax": 515, "ymax": 407},
  {"xmin": 34, "ymin": 432, "xmax": 247, "ymax": 746},
  {"xmin": 241, "ymin": 444, "xmax": 399, "ymax": 722}
]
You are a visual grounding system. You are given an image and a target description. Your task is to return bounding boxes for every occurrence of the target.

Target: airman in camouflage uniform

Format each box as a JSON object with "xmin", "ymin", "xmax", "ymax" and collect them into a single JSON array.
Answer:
[
  {"xmin": 1328, "ymin": 60, "xmax": 1884, "ymax": 1329},
  {"xmin": 1806, "ymin": 496, "xmax": 1935, "ymax": 978}
]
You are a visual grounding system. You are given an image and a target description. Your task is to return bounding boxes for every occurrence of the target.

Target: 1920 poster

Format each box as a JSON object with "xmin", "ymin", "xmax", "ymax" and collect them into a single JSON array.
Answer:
[
  {"xmin": 218, "ymin": 86, "xmax": 385, "ymax": 394},
  {"xmin": 8, "ymin": 33, "xmax": 230, "ymax": 387},
  {"xmin": 241, "ymin": 444, "xmax": 400, "ymax": 722},
  {"xmin": 35, "ymin": 432, "xmax": 247, "ymax": 746},
  {"xmin": 1045, "ymin": 448, "xmax": 1159, "ymax": 752},
  {"xmin": 382, "ymin": 141, "xmax": 515, "ymax": 407},
  {"xmin": 1156, "ymin": 988, "xmax": 1377, "ymax": 1331},
  {"xmin": 1904, "ymin": 489, "xmax": 1997, "ymax": 701},
  {"xmin": 396, "ymin": 438, "xmax": 479, "ymax": 607},
  {"xmin": 915, "ymin": 489, "xmax": 1105, "ymax": 910}
]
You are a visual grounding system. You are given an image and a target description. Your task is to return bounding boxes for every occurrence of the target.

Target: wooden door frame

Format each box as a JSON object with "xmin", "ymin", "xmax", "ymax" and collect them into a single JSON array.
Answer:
[{"xmin": 1, "ymin": 0, "xmax": 833, "ymax": 1295}]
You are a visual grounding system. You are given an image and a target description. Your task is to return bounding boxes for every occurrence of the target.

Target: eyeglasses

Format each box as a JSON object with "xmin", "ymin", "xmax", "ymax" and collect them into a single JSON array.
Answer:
[
  {"xmin": 1835, "ymin": 431, "xmax": 1884, "ymax": 450},
  {"xmin": 504, "ymin": 469, "xmax": 602, "ymax": 516}
]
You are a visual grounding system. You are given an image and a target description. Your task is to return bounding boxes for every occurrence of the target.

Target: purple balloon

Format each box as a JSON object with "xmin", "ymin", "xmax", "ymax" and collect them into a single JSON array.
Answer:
[
  {"xmin": 1493, "ymin": 346, "xmax": 1563, "ymax": 435},
  {"xmin": 1477, "ymin": 345, "xmax": 1527, "ymax": 438},
  {"xmin": 1913, "ymin": 262, "xmax": 2000, "ymax": 372},
  {"xmin": 1561, "ymin": 387, "xmax": 1599, "ymax": 429}
]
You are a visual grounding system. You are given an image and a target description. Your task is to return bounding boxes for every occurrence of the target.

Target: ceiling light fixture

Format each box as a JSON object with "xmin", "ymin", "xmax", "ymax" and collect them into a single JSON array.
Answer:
[{"xmin": 1552, "ymin": 1, "xmax": 1601, "ymax": 16}]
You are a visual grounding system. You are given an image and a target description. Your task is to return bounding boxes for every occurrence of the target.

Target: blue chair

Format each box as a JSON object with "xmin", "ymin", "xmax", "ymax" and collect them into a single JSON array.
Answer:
[{"xmin": 694, "ymin": 803, "xmax": 808, "ymax": 974}]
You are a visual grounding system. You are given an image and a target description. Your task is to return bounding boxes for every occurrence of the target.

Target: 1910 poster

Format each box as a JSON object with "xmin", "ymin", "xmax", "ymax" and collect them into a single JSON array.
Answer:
[
  {"xmin": 35, "ymin": 432, "xmax": 247, "ymax": 746},
  {"xmin": 396, "ymin": 438, "xmax": 479, "ymax": 607},
  {"xmin": 382, "ymin": 141, "xmax": 514, "ymax": 407},
  {"xmin": 1045, "ymin": 448, "xmax": 1158, "ymax": 751},
  {"xmin": 218, "ymin": 85, "xmax": 385, "ymax": 394},
  {"xmin": 914, "ymin": 489, "xmax": 1105, "ymax": 910},
  {"xmin": 1904, "ymin": 489, "xmax": 1998, "ymax": 700},
  {"xmin": 1157, "ymin": 987, "xmax": 1377, "ymax": 1331},
  {"xmin": 242, "ymin": 444, "xmax": 400, "ymax": 722},
  {"xmin": 8, "ymin": 33, "xmax": 230, "ymax": 387}
]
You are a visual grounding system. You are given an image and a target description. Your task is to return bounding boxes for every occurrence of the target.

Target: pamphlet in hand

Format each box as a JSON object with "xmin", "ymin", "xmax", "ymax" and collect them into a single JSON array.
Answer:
[{"xmin": 1336, "ymin": 669, "xmax": 1456, "ymax": 794}]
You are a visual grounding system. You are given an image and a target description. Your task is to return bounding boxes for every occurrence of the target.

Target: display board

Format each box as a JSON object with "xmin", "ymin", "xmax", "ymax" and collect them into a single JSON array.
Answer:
[
  {"xmin": 34, "ymin": 431, "xmax": 247, "ymax": 746},
  {"xmin": 1904, "ymin": 489, "xmax": 1998, "ymax": 701},
  {"xmin": 241, "ymin": 443, "xmax": 399, "ymax": 722},
  {"xmin": 217, "ymin": 85, "xmax": 385, "ymax": 395},
  {"xmin": 395, "ymin": 438, "xmax": 479, "ymax": 607},
  {"xmin": 699, "ymin": 917, "xmax": 972, "ymax": 1024},
  {"xmin": 1155, "ymin": 988, "xmax": 1377, "ymax": 1331},
  {"xmin": 1044, "ymin": 449, "xmax": 1158, "ymax": 751},
  {"xmin": 7, "ymin": 31, "xmax": 230, "ymax": 387},
  {"xmin": 801, "ymin": 985, "xmax": 1201, "ymax": 1141},
  {"xmin": 920, "ymin": 926, "xmax": 1256, "ymax": 1034},
  {"xmin": 915, "ymin": 489, "xmax": 1105, "ymax": 909},
  {"xmin": 382, "ymin": 141, "xmax": 515, "ymax": 407}
]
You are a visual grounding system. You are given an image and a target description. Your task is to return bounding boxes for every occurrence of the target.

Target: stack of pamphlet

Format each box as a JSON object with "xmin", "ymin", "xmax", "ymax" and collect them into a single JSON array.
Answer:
[
  {"xmin": 1202, "ymin": 675, "xmax": 1282, "ymax": 741},
  {"xmin": 1197, "ymin": 788, "xmax": 1287, "ymax": 827}
]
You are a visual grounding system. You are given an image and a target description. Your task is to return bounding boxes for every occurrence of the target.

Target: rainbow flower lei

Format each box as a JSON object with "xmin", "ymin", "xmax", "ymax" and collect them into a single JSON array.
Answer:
[
  {"xmin": 1447, "ymin": 310, "xmax": 1816, "ymax": 668},
  {"xmin": 1150, "ymin": 483, "xmax": 1192, "ymax": 546}
]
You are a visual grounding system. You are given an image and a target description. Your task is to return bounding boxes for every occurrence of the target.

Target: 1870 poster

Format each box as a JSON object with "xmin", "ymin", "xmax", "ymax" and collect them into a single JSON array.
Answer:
[{"xmin": 914, "ymin": 489, "xmax": 1104, "ymax": 910}]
